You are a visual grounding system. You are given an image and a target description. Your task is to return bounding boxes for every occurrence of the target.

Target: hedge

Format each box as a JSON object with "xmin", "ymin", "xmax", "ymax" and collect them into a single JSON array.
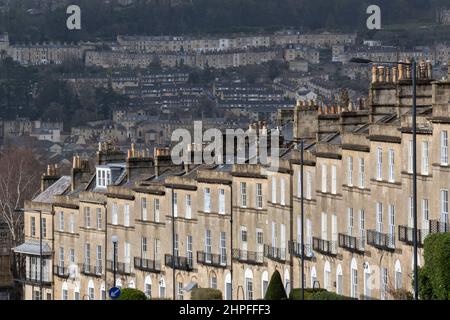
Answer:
[
  {"xmin": 289, "ymin": 288, "xmax": 354, "ymax": 300},
  {"xmin": 264, "ymin": 270, "xmax": 287, "ymax": 300},
  {"xmin": 116, "ymin": 288, "xmax": 147, "ymax": 300},
  {"xmin": 418, "ymin": 233, "xmax": 450, "ymax": 300},
  {"xmin": 191, "ymin": 288, "xmax": 223, "ymax": 300}
]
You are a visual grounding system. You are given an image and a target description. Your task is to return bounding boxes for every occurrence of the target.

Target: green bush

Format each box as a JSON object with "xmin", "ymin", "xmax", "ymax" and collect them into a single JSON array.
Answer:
[
  {"xmin": 116, "ymin": 288, "xmax": 147, "ymax": 300},
  {"xmin": 289, "ymin": 288, "xmax": 326, "ymax": 300},
  {"xmin": 191, "ymin": 288, "xmax": 223, "ymax": 300},
  {"xmin": 418, "ymin": 233, "xmax": 450, "ymax": 300},
  {"xmin": 264, "ymin": 270, "xmax": 287, "ymax": 300},
  {"xmin": 289, "ymin": 288, "xmax": 354, "ymax": 300}
]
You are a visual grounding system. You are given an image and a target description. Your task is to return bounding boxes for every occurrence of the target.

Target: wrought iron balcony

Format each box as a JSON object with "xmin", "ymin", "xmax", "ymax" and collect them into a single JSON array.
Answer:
[
  {"xmin": 263, "ymin": 244, "xmax": 286, "ymax": 263},
  {"xmin": 164, "ymin": 254, "xmax": 193, "ymax": 271},
  {"xmin": 429, "ymin": 220, "xmax": 449, "ymax": 234},
  {"xmin": 106, "ymin": 260, "xmax": 131, "ymax": 275},
  {"xmin": 366, "ymin": 230, "xmax": 395, "ymax": 251},
  {"xmin": 80, "ymin": 263, "xmax": 103, "ymax": 277},
  {"xmin": 232, "ymin": 249, "xmax": 264, "ymax": 265},
  {"xmin": 197, "ymin": 252, "xmax": 227, "ymax": 268},
  {"xmin": 338, "ymin": 233, "xmax": 365, "ymax": 253},
  {"xmin": 312, "ymin": 237, "xmax": 337, "ymax": 256},
  {"xmin": 134, "ymin": 257, "xmax": 161, "ymax": 273},
  {"xmin": 398, "ymin": 226, "xmax": 425, "ymax": 247},
  {"xmin": 54, "ymin": 265, "xmax": 70, "ymax": 278},
  {"xmin": 288, "ymin": 241, "xmax": 314, "ymax": 260},
  {"xmin": 16, "ymin": 270, "xmax": 52, "ymax": 286}
]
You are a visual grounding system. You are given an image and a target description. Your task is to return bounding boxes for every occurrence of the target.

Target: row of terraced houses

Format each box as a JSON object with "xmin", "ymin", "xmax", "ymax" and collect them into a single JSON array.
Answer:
[{"xmin": 12, "ymin": 61, "xmax": 450, "ymax": 300}]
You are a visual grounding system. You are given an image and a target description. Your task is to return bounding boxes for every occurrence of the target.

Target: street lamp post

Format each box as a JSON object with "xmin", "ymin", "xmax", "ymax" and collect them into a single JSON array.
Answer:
[
  {"xmin": 300, "ymin": 139, "xmax": 305, "ymax": 300},
  {"xmin": 39, "ymin": 209, "xmax": 43, "ymax": 300},
  {"xmin": 350, "ymin": 58, "xmax": 418, "ymax": 300},
  {"xmin": 111, "ymin": 235, "xmax": 118, "ymax": 288}
]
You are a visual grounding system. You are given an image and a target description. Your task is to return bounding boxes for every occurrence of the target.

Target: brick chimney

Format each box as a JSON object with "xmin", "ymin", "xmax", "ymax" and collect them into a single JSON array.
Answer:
[
  {"xmin": 96, "ymin": 141, "xmax": 126, "ymax": 165},
  {"xmin": 154, "ymin": 147, "xmax": 173, "ymax": 177},
  {"xmin": 41, "ymin": 164, "xmax": 60, "ymax": 192},
  {"xmin": 126, "ymin": 143, "xmax": 154, "ymax": 181},
  {"xmin": 71, "ymin": 156, "xmax": 91, "ymax": 191}
]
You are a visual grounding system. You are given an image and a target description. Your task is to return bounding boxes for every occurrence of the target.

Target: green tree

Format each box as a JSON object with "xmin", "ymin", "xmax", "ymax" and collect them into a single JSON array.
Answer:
[
  {"xmin": 418, "ymin": 233, "xmax": 450, "ymax": 300},
  {"xmin": 264, "ymin": 270, "xmax": 287, "ymax": 300},
  {"xmin": 116, "ymin": 288, "xmax": 147, "ymax": 300},
  {"xmin": 191, "ymin": 288, "xmax": 223, "ymax": 300}
]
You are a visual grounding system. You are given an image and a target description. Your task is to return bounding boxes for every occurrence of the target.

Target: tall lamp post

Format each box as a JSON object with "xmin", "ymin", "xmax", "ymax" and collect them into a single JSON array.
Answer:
[
  {"xmin": 111, "ymin": 235, "xmax": 118, "ymax": 288},
  {"xmin": 300, "ymin": 139, "xmax": 305, "ymax": 300},
  {"xmin": 350, "ymin": 58, "xmax": 418, "ymax": 300}
]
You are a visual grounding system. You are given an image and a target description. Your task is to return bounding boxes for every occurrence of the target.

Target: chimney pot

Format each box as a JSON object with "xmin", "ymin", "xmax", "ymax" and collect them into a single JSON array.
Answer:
[{"xmin": 371, "ymin": 65, "xmax": 377, "ymax": 84}]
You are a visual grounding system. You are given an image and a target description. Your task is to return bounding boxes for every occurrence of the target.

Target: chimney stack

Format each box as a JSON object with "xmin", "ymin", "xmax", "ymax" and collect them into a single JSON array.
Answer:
[
  {"xmin": 378, "ymin": 66, "xmax": 385, "ymax": 83},
  {"xmin": 41, "ymin": 164, "xmax": 60, "ymax": 192},
  {"xmin": 71, "ymin": 156, "xmax": 91, "ymax": 191},
  {"xmin": 392, "ymin": 67, "xmax": 398, "ymax": 83},
  {"xmin": 398, "ymin": 63, "xmax": 404, "ymax": 81}
]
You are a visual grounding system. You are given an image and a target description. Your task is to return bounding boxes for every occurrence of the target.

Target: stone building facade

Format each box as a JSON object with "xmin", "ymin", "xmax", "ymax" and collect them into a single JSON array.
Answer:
[{"xmin": 13, "ymin": 62, "xmax": 450, "ymax": 300}]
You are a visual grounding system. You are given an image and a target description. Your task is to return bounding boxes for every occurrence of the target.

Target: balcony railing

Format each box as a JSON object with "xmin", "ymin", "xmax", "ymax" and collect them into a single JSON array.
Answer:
[
  {"xmin": 398, "ymin": 226, "xmax": 425, "ymax": 247},
  {"xmin": 429, "ymin": 220, "xmax": 449, "ymax": 234},
  {"xmin": 106, "ymin": 260, "xmax": 131, "ymax": 275},
  {"xmin": 312, "ymin": 237, "xmax": 337, "ymax": 256},
  {"xmin": 18, "ymin": 270, "xmax": 52, "ymax": 286},
  {"xmin": 164, "ymin": 254, "xmax": 193, "ymax": 271},
  {"xmin": 263, "ymin": 244, "xmax": 286, "ymax": 263},
  {"xmin": 232, "ymin": 249, "xmax": 264, "ymax": 265},
  {"xmin": 288, "ymin": 241, "xmax": 314, "ymax": 260},
  {"xmin": 338, "ymin": 233, "xmax": 365, "ymax": 253},
  {"xmin": 134, "ymin": 257, "xmax": 161, "ymax": 273},
  {"xmin": 80, "ymin": 264, "xmax": 103, "ymax": 276},
  {"xmin": 54, "ymin": 265, "xmax": 70, "ymax": 278},
  {"xmin": 197, "ymin": 252, "xmax": 227, "ymax": 268},
  {"xmin": 366, "ymin": 230, "xmax": 395, "ymax": 251}
]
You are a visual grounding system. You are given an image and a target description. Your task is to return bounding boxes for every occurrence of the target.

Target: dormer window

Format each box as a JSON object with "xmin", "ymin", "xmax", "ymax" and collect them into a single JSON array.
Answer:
[{"xmin": 96, "ymin": 167, "xmax": 112, "ymax": 188}]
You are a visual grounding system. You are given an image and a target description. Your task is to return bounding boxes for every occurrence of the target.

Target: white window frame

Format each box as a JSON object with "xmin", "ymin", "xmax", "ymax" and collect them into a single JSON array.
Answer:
[
  {"xmin": 347, "ymin": 157, "xmax": 353, "ymax": 187},
  {"xmin": 154, "ymin": 198, "xmax": 160, "ymax": 223},
  {"xmin": 359, "ymin": 158, "xmax": 365, "ymax": 188},
  {"xmin": 240, "ymin": 182, "xmax": 247, "ymax": 207},
  {"xmin": 376, "ymin": 202, "xmax": 383, "ymax": 233},
  {"xmin": 388, "ymin": 149, "xmax": 395, "ymax": 182},
  {"xmin": 280, "ymin": 178, "xmax": 286, "ymax": 205},
  {"xmin": 219, "ymin": 189, "xmax": 226, "ymax": 214},
  {"xmin": 306, "ymin": 172, "xmax": 312, "ymax": 200},
  {"xmin": 376, "ymin": 147, "xmax": 383, "ymax": 180},
  {"xmin": 185, "ymin": 194, "xmax": 192, "ymax": 219},
  {"xmin": 321, "ymin": 164, "xmax": 327, "ymax": 193},
  {"xmin": 173, "ymin": 193, "xmax": 178, "ymax": 217},
  {"xmin": 141, "ymin": 197, "xmax": 147, "ymax": 221},
  {"xmin": 204, "ymin": 188, "xmax": 211, "ymax": 213},
  {"xmin": 256, "ymin": 183, "xmax": 263, "ymax": 209},
  {"xmin": 347, "ymin": 208, "xmax": 353, "ymax": 236},
  {"xmin": 112, "ymin": 203, "xmax": 118, "ymax": 225},
  {"xmin": 123, "ymin": 203, "xmax": 130, "ymax": 227},
  {"xmin": 407, "ymin": 140, "xmax": 413, "ymax": 174},
  {"xmin": 421, "ymin": 141, "xmax": 429, "ymax": 175},
  {"xmin": 331, "ymin": 165, "xmax": 337, "ymax": 194},
  {"xmin": 441, "ymin": 130, "xmax": 448, "ymax": 165},
  {"xmin": 441, "ymin": 189, "xmax": 448, "ymax": 227},
  {"xmin": 59, "ymin": 212, "xmax": 64, "ymax": 232},
  {"xmin": 271, "ymin": 178, "xmax": 277, "ymax": 203}
]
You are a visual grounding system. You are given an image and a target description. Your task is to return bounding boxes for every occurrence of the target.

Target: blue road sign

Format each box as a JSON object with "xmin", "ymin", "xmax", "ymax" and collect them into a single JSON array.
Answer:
[{"xmin": 109, "ymin": 287, "xmax": 121, "ymax": 300}]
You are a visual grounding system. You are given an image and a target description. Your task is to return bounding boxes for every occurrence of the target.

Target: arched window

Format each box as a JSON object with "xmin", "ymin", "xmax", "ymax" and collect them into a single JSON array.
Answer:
[
  {"xmin": 324, "ymin": 261, "xmax": 331, "ymax": 291},
  {"xmin": 284, "ymin": 269, "xmax": 291, "ymax": 295},
  {"xmin": 224, "ymin": 273, "xmax": 232, "ymax": 300},
  {"xmin": 363, "ymin": 262, "xmax": 372, "ymax": 298},
  {"xmin": 62, "ymin": 282, "xmax": 68, "ymax": 300},
  {"xmin": 350, "ymin": 258, "xmax": 358, "ymax": 299},
  {"xmin": 144, "ymin": 276, "xmax": 152, "ymax": 299},
  {"xmin": 159, "ymin": 277, "xmax": 166, "ymax": 298},
  {"xmin": 73, "ymin": 283, "xmax": 80, "ymax": 300},
  {"xmin": 116, "ymin": 278, "xmax": 122, "ymax": 289},
  {"xmin": 261, "ymin": 271, "xmax": 269, "ymax": 299},
  {"xmin": 128, "ymin": 280, "xmax": 136, "ymax": 289},
  {"xmin": 310, "ymin": 266, "xmax": 317, "ymax": 288},
  {"xmin": 394, "ymin": 260, "xmax": 402, "ymax": 290},
  {"xmin": 336, "ymin": 264, "xmax": 343, "ymax": 295},
  {"xmin": 88, "ymin": 279, "xmax": 95, "ymax": 300},
  {"xmin": 100, "ymin": 282, "xmax": 106, "ymax": 300},
  {"xmin": 244, "ymin": 268, "xmax": 253, "ymax": 300}
]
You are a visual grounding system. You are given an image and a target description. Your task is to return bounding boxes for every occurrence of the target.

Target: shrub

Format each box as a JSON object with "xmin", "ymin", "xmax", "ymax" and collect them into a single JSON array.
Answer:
[
  {"xmin": 289, "ymin": 288, "xmax": 326, "ymax": 300},
  {"xmin": 116, "ymin": 288, "xmax": 147, "ymax": 300},
  {"xmin": 191, "ymin": 288, "xmax": 223, "ymax": 300},
  {"xmin": 264, "ymin": 270, "xmax": 287, "ymax": 300},
  {"xmin": 289, "ymin": 288, "xmax": 353, "ymax": 300},
  {"xmin": 418, "ymin": 233, "xmax": 450, "ymax": 300}
]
